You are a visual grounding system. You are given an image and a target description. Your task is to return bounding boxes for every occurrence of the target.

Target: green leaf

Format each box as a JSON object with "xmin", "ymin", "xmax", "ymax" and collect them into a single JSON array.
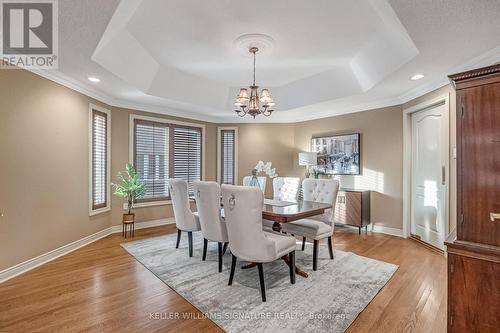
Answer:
[{"xmin": 111, "ymin": 164, "xmax": 146, "ymax": 205}]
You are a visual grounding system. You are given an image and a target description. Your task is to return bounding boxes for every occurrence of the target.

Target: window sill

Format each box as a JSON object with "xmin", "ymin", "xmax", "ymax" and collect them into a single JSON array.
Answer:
[
  {"xmin": 89, "ymin": 206, "xmax": 111, "ymax": 216},
  {"xmin": 122, "ymin": 201, "xmax": 172, "ymax": 210}
]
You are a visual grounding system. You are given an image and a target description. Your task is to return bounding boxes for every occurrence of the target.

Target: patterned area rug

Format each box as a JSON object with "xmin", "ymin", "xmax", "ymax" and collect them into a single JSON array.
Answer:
[{"xmin": 122, "ymin": 232, "xmax": 398, "ymax": 333}]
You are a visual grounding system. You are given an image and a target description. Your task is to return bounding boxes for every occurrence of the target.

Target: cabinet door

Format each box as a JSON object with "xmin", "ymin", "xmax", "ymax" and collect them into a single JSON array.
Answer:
[
  {"xmin": 345, "ymin": 192, "xmax": 362, "ymax": 226},
  {"xmin": 448, "ymin": 253, "xmax": 500, "ymax": 332},
  {"xmin": 334, "ymin": 191, "xmax": 347, "ymax": 224},
  {"xmin": 459, "ymin": 82, "xmax": 500, "ymax": 246}
]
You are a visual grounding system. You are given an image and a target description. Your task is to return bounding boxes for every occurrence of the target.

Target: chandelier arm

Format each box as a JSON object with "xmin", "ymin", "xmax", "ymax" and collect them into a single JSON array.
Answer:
[{"xmin": 235, "ymin": 107, "xmax": 248, "ymax": 117}]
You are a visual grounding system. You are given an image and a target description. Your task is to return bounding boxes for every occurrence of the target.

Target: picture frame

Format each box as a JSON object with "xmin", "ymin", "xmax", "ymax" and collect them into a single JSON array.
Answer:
[{"xmin": 311, "ymin": 133, "xmax": 361, "ymax": 175}]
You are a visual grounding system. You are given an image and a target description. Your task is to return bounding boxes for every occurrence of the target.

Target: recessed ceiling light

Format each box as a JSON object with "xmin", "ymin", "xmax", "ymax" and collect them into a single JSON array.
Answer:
[
  {"xmin": 410, "ymin": 74, "xmax": 425, "ymax": 81},
  {"xmin": 88, "ymin": 76, "xmax": 101, "ymax": 83}
]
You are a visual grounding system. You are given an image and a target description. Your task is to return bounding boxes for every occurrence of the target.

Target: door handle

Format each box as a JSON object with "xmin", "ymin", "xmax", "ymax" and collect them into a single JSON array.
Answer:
[
  {"xmin": 441, "ymin": 166, "xmax": 446, "ymax": 185},
  {"xmin": 490, "ymin": 213, "xmax": 500, "ymax": 222}
]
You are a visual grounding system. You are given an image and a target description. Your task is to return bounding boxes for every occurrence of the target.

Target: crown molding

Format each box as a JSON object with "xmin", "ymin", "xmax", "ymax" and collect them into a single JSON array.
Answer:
[
  {"xmin": 25, "ymin": 68, "xmax": 223, "ymax": 123},
  {"xmin": 24, "ymin": 45, "xmax": 500, "ymax": 124},
  {"xmin": 448, "ymin": 63, "xmax": 500, "ymax": 83},
  {"xmin": 399, "ymin": 44, "xmax": 500, "ymax": 103}
]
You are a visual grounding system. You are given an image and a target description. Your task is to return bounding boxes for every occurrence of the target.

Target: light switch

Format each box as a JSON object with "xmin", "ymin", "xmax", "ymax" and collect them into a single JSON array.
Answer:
[{"xmin": 452, "ymin": 147, "xmax": 457, "ymax": 159}]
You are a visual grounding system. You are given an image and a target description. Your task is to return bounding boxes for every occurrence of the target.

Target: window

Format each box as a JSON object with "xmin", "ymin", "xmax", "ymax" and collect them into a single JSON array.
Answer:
[
  {"xmin": 89, "ymin": 104, "xmax": 111, "ymax": 215},
  {"xmin": 131, "ymin": 115, "xmax": 204, "ymax": 203},
  {"xmin": 218, "ymin": 127, "xmax": 238, "ymax": 185}
]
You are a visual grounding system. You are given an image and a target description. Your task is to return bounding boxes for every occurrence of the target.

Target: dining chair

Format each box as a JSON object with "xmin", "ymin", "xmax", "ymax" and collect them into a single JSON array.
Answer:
[
  {"xmin": 222, "ymin": 184, "xmax": 296, "ymax": 302},
  {"xmin": 193, "ymin": 181, "xmax": 229, "ymax": 272},
  {"xmin": 272, "ymin": 177, "xmax": 300, "ymax": 201},
  {"xmin": 262, "ymin": 177, "xmax": 302, "ymax": 231},
  {"xmin": 169, "ymin": 179, "xmax": 201, "ymax": 257},
  {"xmin": 242, "ymin": 176, "xmax": 267, "ymax": 193},
  {"xmin": 281, "ymin": 178, "xmax": 339, "ymax": 270}
]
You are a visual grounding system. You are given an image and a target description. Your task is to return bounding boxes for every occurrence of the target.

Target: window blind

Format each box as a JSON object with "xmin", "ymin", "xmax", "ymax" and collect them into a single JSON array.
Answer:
[
  {"xmin": 92, "ymin": 110, "xmax": 107, "ymax": 210},
  {"xmin": 134, "ymin": 120, "xmax": 170, "ymax": 201},
  {"xmin": 173, "ymin": 126, "xmax": 202, "ymax": 193},
  {"xmin": 133, "ymin": 119, "xmax": 202, "ymax": 201},
  {"xmin": 220, "ymin": 129, "xmax": 235, "ymax": 184}
]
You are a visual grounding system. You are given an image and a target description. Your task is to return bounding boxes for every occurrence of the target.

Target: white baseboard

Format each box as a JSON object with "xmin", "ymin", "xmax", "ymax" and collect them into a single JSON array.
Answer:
[
  {"xmin": 110, "ymin": 217, "xmax": 175, "ymax": 233},
  {"xmin": 0, "ymin": 227, "xmax": 113, "ymax": 283},
  {"xmin": 369, "ymin": 224, "xmax": 405, "ymax": 238},
  {"xmin": 0, "ymin": 218, "xmax": 175, "ymax": 284}
]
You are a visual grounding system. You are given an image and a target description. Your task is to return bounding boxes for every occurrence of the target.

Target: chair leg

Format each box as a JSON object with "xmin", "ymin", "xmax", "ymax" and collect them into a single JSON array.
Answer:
[
  {"xmin": 218, "ymin": 242, "xmax": 223, "ymax": 272},
  {"xmin": 257, "ymin": 263, "xmax": 266, "ymax": 302},
  {"xmin": 176, "ymin": 229, "xmax": 181, "ymax": 249},
  {"xmin": 222, "ymin": 242, "xmax": 228, "ymax": 255},
  {"xmin": 313, "ymin": 240, "xmax": 319, "ymax": 271},
  {"xmin": 328, "ymin": 236, "xmax": 334, "ymax": 259},
  {"xmin": 301, "ymin": 237, "xmax": 306, "ymax": 251},
  {"xmin": 289, "ymin": 251, "xmax": 296, "ymax": 284},
  {"xmin": 202, "ymin": 238, "xmax": 208, "ymax": 261},
  {"xmin": 188, "ymin": 231, "xmax": 193, "ymax": 257},
  {"xmin": 228, "ymin": 254, "xmax": 237, "ymax": 285}
]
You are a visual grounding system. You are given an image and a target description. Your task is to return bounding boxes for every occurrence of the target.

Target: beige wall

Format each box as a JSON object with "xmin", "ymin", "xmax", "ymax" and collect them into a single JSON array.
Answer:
[
  {"xmin": 225, "ymin": 123, "xmax": 296, "ymax": 197},
  {"xmin": 0, "ymin": 69, "xmax": 216, "ymax": 270},
  {"xmin": 293, "ymin": 106, "xmax": 404, "ymax": 229},
  {"xmin": 0, "ymin": 69, "xmax": 111, "ymax": 270}
]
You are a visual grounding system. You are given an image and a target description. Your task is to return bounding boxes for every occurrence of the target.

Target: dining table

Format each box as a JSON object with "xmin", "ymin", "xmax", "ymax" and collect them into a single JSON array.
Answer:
[{"xmin": 240, "ymin": 198, "xmax": 333, "ymax": 278}]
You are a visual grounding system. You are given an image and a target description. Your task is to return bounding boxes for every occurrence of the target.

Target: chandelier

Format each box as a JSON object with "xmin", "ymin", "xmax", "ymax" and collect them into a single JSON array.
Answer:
[{"xmin": 234, "ymin": 47, "xmax": 275, "ymax": 118}]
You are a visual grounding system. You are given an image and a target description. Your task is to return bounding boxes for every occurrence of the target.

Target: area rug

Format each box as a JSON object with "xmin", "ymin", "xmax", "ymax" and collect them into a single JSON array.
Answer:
[{"xmin": 121, "ymin": 232, "xmax": 398, "ymax": 333}]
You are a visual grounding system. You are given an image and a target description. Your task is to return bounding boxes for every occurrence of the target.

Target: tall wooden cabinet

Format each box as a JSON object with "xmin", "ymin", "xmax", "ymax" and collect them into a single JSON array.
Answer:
[{"xmin": 446, "ymin": 64, "xmax": 500, "ymax": 332}]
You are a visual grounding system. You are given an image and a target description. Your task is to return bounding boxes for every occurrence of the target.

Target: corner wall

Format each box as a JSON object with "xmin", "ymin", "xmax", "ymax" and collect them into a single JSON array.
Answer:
[
  {"xmin": 0, "ymin": 69, "xmax": 217, "ymax": 271},
  {"xmin": 292, "ymin": 105, "xmax": 404, "ymax": 230}
]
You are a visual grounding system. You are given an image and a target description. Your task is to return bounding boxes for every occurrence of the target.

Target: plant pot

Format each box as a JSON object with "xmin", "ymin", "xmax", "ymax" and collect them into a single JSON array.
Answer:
[{"xmin": 123, "ymin": 213, "xmax": 135, "ymax": 224}]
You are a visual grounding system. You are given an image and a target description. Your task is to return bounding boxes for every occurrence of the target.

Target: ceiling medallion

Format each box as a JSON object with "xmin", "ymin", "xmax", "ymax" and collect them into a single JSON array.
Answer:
[{"xmin": 234, "ymin": 47, "xmax": 275, "ymax": 118}]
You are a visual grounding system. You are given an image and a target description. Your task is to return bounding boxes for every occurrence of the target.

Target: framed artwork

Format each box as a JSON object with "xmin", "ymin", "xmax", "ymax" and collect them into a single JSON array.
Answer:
[{"xmin": 311, "ymin": 133, "xmax": 360, "ymax": 175}]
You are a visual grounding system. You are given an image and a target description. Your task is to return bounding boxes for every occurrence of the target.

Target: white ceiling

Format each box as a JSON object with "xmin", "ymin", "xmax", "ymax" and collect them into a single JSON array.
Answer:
[{"xmin": 45, "ymin": 0, "xmax": 500, "ymax": 123}]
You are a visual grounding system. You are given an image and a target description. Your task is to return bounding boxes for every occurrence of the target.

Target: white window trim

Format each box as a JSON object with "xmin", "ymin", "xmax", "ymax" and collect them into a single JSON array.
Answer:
[
  {"xmin": 128, "ymin": 114, "xmax": 206, "ymax": 208},
  {"xmin": 217, "ymin": 127, "xmax": 239, "ymax": 185},
  {"xmin": 88, "ymin": 103, "xmax": 111, "ymax": 216}
]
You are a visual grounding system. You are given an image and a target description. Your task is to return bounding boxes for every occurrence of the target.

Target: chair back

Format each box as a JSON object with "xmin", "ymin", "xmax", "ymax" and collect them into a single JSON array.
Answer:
[
  {"xmin": 242, "ymin": 176, "xmax": 267, "ymax": 193},
  {"xmin": 302, "ymin": 178, "xmax": 340, "ymax": 224},
  {"xmin": 273, "ymin": 177, "xmax": 300, "ymax": 201},
  {"xmin": 221, "ymin": 185, "xmax": 276, "ymax": 262},
  {"xmin": 169, "ymin": 179, "xmax": 199, "ymax": 231},
  {"xmin": 193, "ymin": 181, "xmax": 228, "ymax": 242}
]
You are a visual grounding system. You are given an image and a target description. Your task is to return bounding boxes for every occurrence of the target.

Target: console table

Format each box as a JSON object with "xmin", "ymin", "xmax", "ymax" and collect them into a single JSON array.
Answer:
[{"xmin": 334, "ymin": 189, "xmax": 371, "ymax": 234}]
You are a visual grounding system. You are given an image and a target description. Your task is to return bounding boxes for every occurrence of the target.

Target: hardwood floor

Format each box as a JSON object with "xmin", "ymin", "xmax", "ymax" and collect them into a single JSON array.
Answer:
[{"xmin": 0, "ymin": 225, "xmax": 447, "ymax": 333}]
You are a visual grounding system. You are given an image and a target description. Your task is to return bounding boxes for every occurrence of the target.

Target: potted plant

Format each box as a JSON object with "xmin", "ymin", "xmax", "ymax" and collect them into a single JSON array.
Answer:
[{"xmin": 112, "ymin": 163, "xmax": 145, "ymax": 224}]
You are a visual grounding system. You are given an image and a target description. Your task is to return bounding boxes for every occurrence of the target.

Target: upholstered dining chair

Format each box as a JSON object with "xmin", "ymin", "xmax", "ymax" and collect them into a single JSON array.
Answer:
[
  {"xmin": 221, "ymin": 185, "xmax": 296, "ymax": 302},
  {"xmin": 169, "ymin": 179, "xmax": 201, "ymax": 257},
  {"xmin": 281, "ymin": 178, "xmax": 339, "ymax": 271},
  {"xmin": 242, "ymin": 176, "xmax": 267, "ymax": 193},
  {"xmin": 273, "ymin": 177, "xmax": 300, "ymax": 201},
  {"xmin": 261, "ymin": 177, "xmax": 302, "ymax": 231},
  {"xmin": 193, "ymin": 181, "xmax": 229, "ymax": 272}
]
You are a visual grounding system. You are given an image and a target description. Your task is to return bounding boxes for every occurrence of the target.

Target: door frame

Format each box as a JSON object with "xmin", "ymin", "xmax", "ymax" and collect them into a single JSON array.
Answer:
[{"xmin": 402, "ymin": 94, "xmax": 450, "ymax": 240}]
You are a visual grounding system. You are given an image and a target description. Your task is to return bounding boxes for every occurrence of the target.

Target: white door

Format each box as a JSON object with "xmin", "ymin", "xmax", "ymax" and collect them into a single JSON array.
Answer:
[{"xmin": 411, "ymin": 103, "xmax": 448, "ymax": 250}]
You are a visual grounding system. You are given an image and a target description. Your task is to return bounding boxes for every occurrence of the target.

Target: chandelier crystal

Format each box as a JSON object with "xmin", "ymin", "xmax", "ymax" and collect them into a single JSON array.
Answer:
[{"xmin": 234, "ymin": 47, "xmax": 274, "ymax": 118}]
